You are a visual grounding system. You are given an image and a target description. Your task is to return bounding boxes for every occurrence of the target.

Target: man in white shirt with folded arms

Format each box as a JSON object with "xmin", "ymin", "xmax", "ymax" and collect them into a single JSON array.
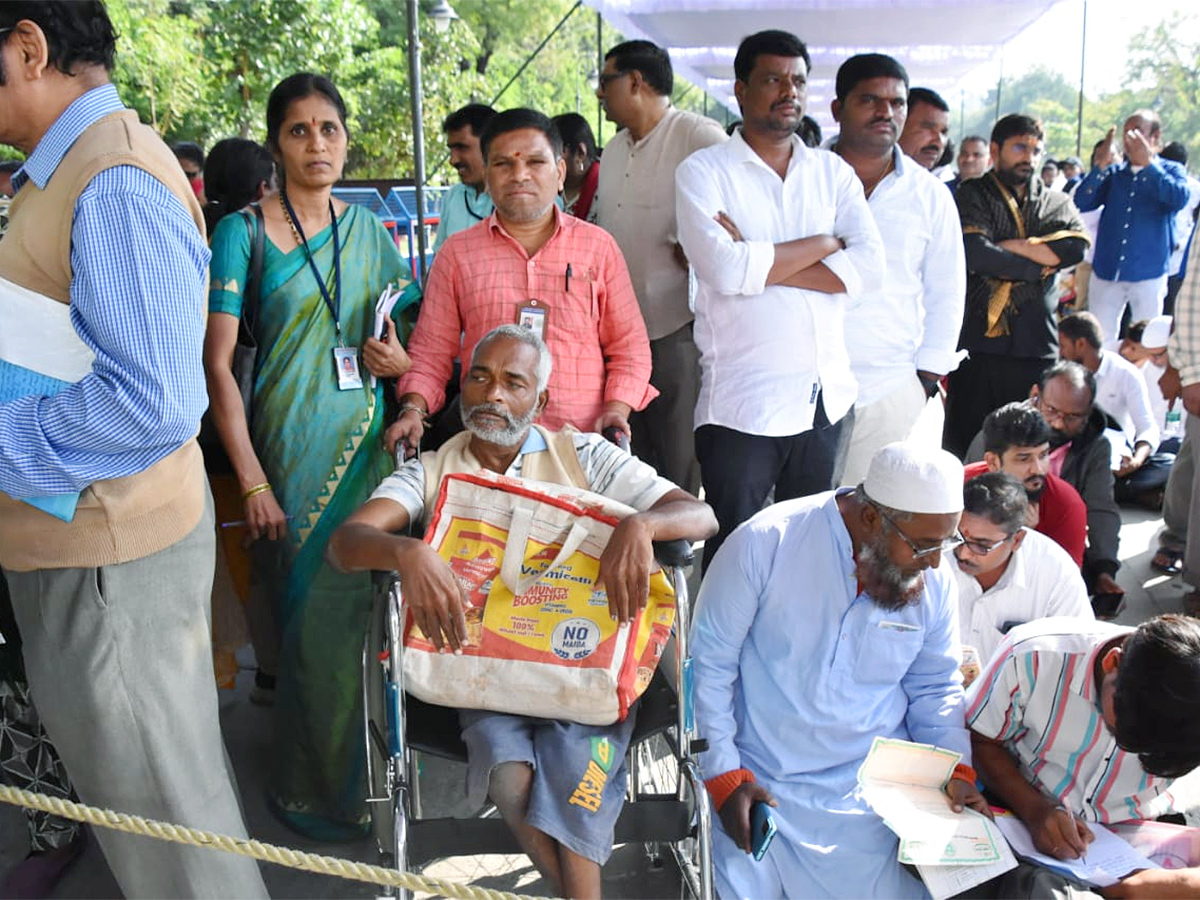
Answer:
[
  {"xmin": 676, "ymin": 29, "xmax": 884, "ymax": 569},
  {"xmin": 829, "ymin": 53, "xmax": 966, "ymax": 485}
]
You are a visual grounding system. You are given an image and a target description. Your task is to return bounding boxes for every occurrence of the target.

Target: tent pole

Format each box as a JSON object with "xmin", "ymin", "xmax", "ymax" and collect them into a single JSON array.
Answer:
[
  {"xmin": 596, "ymin": 11, "xmax": 604, "ymax": 141},
  {"xmin": 994, "ymin": 51, "xmax": 1003, "ymax": 123},
  {"xmin": 1076, "ymin": 0, "xmax": 1088, "ymax": 156},
  {"xmin": 406, "ymin": 0, "xmax": 429, "ymax": 283}
]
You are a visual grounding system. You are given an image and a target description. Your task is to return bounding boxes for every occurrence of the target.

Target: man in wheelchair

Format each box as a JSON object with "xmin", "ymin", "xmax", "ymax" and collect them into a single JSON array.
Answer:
[{"xmin": 327, "ymin": 324, "xmax": 717, "ymax": 898}]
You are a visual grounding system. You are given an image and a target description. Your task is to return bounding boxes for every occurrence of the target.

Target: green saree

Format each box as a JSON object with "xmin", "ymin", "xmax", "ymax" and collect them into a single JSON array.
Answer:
[{"xmin": 209, "ymin": 203, "xmax": 419, "ymax": 839}]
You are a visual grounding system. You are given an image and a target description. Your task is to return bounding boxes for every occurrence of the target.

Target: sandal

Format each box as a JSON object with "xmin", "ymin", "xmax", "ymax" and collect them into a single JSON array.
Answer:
[{"xmin": 1150, "ymin": 547, "xmax": 1184, "ymax": 576}]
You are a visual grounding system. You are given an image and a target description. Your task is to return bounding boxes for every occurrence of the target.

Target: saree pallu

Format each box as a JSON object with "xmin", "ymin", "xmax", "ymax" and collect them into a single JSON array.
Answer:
[{"xmin": 210, "ymin": 204, "xmax": 419, "ymax": 839}]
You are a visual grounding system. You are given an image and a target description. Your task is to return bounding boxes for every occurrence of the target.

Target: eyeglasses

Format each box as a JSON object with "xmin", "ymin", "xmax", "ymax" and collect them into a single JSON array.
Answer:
[
  {"xmin": 958, "ymin": 532, "xmax": 1017, "ymax": 556},
  {"xmin": 596, "ymin": 71, "xmax": 631, "ymax": 89},
  {"xmin": 876, "ymin": 506, "xmax": 964, "ymax": 559},
  {"xmin": 1033, "ymin": 395, "xmax": 1088, "ymax": 427}
]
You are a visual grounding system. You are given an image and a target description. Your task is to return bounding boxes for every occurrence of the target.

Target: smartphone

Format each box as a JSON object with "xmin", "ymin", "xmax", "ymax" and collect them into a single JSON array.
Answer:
[{"xmin": 750, "ymin": 800, "xmax": 777, "ymax": 862}]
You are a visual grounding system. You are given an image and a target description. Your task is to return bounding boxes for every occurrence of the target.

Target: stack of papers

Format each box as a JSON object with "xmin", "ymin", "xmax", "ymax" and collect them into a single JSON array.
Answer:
[
  {"xmin": 369, "ymin": 283, "xmax": 404, "ymax": 388},
  {"xmin": 994, "ymin": 813, "xmax": 1159, "ymax": 888},
  {"xmin": 857, "ymin": 737, "xmax": 1017, "ymax": 898}
]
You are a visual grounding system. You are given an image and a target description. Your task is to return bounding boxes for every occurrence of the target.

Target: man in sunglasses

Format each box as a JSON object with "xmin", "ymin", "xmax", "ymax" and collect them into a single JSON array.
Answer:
[
  {"xmin": 950, "ymin": 472, "xmax": 1090, "ymax": 672},
  {"xmin": 967, "ymin": 614, "xmax": 1200, "ymax": 898},
  {"xmin": 692, "ymin": 442, "xmax": 986, "ymax": 898},
  {"xmin": 1028, "ymin": 361, "xmax": 1125, "ymax": 616}
]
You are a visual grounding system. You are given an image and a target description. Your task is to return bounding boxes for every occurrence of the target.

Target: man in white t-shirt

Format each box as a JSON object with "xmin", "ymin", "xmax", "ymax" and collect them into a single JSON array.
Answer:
[
  {"xmin": 675, "ymin": 29, "xmax": 884, "ymax": 568},
  {"xmin": 950, "ymin": 471, "xmax": 1091, "ymax": 672},
  {"xmin": 1058, "ymin": 311, "xmax": 1172, "ymax": 503},
  {"xmin": 593, "ymin": 39, "xmax": 727, "ymax": 496},
  {"xmin": 828, "ymin": 53, "xmax": 965, "ymax": 485}
]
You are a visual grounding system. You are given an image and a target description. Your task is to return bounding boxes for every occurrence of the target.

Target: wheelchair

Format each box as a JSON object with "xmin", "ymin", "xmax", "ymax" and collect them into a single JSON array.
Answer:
[{"xmin": 361, "ymin": 539, "xmax": 714, "ymax": 898}]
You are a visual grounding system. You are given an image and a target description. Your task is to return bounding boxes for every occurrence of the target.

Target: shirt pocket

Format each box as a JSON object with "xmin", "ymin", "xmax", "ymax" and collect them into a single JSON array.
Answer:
[{"xmin": 857, "ymin": 622, "xmax": 924, "ymax": 684}]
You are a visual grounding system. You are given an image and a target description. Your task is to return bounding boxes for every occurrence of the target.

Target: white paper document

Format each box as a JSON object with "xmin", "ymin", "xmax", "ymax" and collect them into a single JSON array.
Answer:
[
  {"xmin": 858, "ymin": 738, "xmax": 1010, "ymax": 865},
  {"xmin": 994, "ymin": 813, "xmax": 1159, "ymax": 888}
]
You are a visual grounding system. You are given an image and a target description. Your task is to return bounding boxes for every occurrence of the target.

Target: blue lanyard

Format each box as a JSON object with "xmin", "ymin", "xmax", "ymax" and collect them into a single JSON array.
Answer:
[{"xmin": 282, "ymin": 189, "xmax": 344, "ymax": 344}]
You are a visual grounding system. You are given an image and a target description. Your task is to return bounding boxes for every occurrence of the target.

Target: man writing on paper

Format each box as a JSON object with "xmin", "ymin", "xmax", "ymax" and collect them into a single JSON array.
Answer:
[
  {"xmin": 967, "ymin": 615, "xmax": 1200, "ymax": 898},
  {"xmin": 328, "ymin": 325, "xmax": 716, "ymax": 899},
  {"xmin": 691, "ymin": 442, "xmax": 987, "ymax": 898}
]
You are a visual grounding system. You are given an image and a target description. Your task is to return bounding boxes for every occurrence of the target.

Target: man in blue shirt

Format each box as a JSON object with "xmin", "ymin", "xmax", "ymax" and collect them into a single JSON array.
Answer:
[
  {"xmin": 1075, "ymin": 111, "xmax": 1191, "ymax": 348},
  {"xmin": 433, "ymin": 103, "xmax": 496, "ymax": 251},
  {"xmin": 692, "ymin": 442, "xmax": 985, "ymax": 898},
  {"xmin": 0, "ymin": 4, "xmax": 265, "ymax": 896}
]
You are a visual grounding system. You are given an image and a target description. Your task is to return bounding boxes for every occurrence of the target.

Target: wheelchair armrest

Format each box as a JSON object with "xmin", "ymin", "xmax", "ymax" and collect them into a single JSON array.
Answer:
[{"xmin": 653, "ymin": 538, "xmax": 694, "ymax": 569}]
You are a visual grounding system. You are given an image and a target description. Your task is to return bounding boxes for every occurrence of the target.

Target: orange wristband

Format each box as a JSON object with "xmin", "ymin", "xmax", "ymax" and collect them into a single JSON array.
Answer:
[
  {"xmin": 705, "ymin": 768, "xmax": 756, "ymax": 811},
  {"xmin": 951, "ymin": 763, "xmax": 977, "ymax": 785}
]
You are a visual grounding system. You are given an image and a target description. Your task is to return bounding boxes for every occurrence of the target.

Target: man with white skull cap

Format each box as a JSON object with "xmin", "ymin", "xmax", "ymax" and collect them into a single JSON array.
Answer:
[{"xmin": 692, "ymin": 442, "xmax": 987, "ymax": 899}]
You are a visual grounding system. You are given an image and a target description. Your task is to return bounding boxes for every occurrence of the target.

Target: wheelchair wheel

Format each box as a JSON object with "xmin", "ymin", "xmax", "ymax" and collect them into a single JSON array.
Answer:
[
  {"xmin": 631, "ymin": 729, "xmax": 712, "ymax": 900},
  {"xmin": 364, "ymin": 581, "xmax": 397, "ymax": 863}
]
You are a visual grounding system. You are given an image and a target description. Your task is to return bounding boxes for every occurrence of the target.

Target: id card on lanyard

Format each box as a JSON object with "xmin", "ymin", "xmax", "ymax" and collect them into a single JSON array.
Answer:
[
  {"xmin": 281, "ymin": 191, "xmax": 362, "ymax": 391},
  {"xmin": 516, "ymin": 299, "xmax": 547, "ymax": 341}
]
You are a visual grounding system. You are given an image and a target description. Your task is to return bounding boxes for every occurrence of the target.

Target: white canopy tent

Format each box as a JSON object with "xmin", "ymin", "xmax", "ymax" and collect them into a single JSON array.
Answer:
[{"xmin": 583, "ymin": 0, "xmax": 1066, "ymax": 132}]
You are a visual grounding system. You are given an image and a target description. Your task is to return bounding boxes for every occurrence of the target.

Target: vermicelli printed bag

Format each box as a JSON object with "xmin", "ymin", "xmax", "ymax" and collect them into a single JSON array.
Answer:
[{"xmin": 402, "ymin": 470, "xmax": 676, "ymax": 725}]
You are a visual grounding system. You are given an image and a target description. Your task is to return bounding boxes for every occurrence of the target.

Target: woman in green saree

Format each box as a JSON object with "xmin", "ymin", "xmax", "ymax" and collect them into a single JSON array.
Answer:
[{"xmin": 203, "ymin": 73, "xmax": 420, "ymax": 840}]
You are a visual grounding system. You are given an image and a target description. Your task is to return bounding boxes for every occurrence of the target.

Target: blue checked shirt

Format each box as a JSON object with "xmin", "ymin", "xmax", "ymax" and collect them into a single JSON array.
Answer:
[
  {"xmin": 1074, "ymin": 157, "xmax": 1191, "ymax": 282},
  {"xmin": 0, "ymin": 85, "xmax": 211, "ymax": 498}
]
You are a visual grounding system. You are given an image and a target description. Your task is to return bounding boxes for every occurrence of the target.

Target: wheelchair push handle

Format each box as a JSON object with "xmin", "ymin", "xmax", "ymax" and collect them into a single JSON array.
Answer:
[
  {"xmin": 602, "ymin": 425, "xmax": 630, "ymax": 453},
  {"xmin": 601, "ymin": 425, "xmax": 693, "ymax": 568}
]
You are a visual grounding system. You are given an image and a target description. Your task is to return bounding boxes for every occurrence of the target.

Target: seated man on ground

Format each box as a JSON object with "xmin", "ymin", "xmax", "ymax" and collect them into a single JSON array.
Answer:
[
  {"xmin": 691, "ymin": 442, "xmax": 987, "ymax": 898},
  {"xmin": 1059, "ymin": 311, "xmax": 1172, "ymax": 506},
  {"xmin": 966, "ymin": 402, "xmax": 1087, "ymax": 567},
  {"xmin": 969, "ymin": 362, "xmax": 1123, "ymax": 615},
  {"xmin": 326, "ymin": 325, "xmax": 717, "ymax": 899},
  {"xmin": 967, "ymin": 614, "xmax": 1200, "ymax": 898},
  {"xmin": 950, "ymin": 472, "xmax": 1091, "ymax": 678}
]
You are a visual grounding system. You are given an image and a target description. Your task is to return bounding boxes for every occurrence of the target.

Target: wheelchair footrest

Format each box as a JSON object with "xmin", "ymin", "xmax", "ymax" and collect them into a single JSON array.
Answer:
[{"xmin": 404, "ymin": 796, "xmax": 694, "ymax": 864}]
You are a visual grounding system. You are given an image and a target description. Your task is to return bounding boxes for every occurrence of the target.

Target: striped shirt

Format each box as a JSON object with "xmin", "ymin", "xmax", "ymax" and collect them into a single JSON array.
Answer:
[
  {"xmin": 966, "ymin": 618, "xmax": 1177, "ymax": 823},
  {"xmin": 369, "ymin": 427, "xmax": 675, "ymax": 525},
  {"xmin": 397, "ymin": 208, "xmax": 657, "ymax": 432},
  {"xmin": 1169, "ymin": 237, "xmax": 1200, "ymax": 388},
  {"xmin": 0, "ymin": 84, "xmax": 210, "ymax": 497}
]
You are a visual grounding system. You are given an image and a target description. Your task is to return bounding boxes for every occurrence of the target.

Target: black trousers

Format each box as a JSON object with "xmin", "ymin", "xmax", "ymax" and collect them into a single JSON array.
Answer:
[
  {"xmin": 695, "ymin": 395, "xmax": 851, "ymax": 572},
  {"xmin": 943, "ymin": 353, "xmax": 1053, "ymax": 459}
]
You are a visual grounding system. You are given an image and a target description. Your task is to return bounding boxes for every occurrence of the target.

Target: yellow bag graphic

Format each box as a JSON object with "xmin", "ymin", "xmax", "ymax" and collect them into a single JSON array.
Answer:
[{"xmin": 402, "ymin": 470, "xmax": 676, "ymax": 724}]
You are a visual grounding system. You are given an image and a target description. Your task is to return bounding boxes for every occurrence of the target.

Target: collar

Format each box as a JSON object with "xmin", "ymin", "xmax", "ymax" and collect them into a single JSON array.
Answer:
[
  {"xmin": 1096, "ymin": 349, "xmax": 1115, "ymax": 379},
  {"xmin": 890, "ymin": 144, "xmax": 914, "ymax": 178},
  {"xmin": 991, "ymin": 533, "xmax": 1027, "ymax": 592},
  {"xmin": 486, "ymin": 204, "xmax": 565, "ymax": 244},
  {"xmin": 729, "ymin": 127, "xmax": 805, "ymax": 177},
  {"xmin": 630, "ymin": 105, "xmax": 676, "ymax": 148},
  {"xmin": 13, "ymin": 84, "xmax": 123, "ymax": 193},
  {"xmin": 518, "ymin": 427, "xmax": 548, "ymax": 455}
]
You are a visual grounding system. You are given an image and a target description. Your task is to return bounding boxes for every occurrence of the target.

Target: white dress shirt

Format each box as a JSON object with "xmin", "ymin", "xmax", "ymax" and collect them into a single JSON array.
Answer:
[
  {"xmin": 951, "ymin": 527, "xmax": 1092, "ymax": 665},
  {"xmin": 594, "ymin": 107, "xmax": 727, "ymax": 340},
  {"xmin": 676, "ymin": 130, "xmax": 885, "ymax": 436},
  {"xmin": 1095, "ymin": 348, "xmax": 1161, "ymax": 450},
  {"xmin": 843, "ymin": 147, "xmax": 966, "ymax": 406}
]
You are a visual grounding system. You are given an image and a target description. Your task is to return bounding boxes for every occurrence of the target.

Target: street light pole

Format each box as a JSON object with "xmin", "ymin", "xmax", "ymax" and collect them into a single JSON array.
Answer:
[{"xmin": 406, "ymin": 0, "xmax": 430, "ymax": 283}]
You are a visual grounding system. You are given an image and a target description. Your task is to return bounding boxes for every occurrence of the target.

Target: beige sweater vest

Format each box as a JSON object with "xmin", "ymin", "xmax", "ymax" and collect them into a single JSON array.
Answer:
[
  {"xmin": 0, "ymin": 108, "xmax": 209, "ymax": 571},
  {"xmin": 420, "ymin": 426, "xmax": 590, "ymax": 519}
]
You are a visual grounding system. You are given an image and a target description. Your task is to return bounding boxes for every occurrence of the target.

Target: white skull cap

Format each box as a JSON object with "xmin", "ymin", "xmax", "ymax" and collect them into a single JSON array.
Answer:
[{"xmin": 863, "ymin": 442, "xmax": 964, "ymax": 515}]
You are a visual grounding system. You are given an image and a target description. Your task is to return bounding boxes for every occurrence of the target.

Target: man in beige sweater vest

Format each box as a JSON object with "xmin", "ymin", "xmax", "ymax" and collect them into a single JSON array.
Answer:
[
  {"xmin": 328, "ymin": 325, "xmax": 716, "ymax": 899},
  {"xmin": 0, "ymin": 5, "xmax": 265, "ymax": 897}
]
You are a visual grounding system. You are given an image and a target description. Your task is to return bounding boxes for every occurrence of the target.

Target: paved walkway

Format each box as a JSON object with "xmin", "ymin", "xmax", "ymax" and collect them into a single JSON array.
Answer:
[{"xmin": 0, "ymin": 502, "xmax": 1194, "ymax": 897}]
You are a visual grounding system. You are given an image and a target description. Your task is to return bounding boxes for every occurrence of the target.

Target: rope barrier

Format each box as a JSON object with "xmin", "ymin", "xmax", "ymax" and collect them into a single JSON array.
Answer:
[{"xmin": 0, "ymin": 784, "xmax": 554, "ymax": 900}]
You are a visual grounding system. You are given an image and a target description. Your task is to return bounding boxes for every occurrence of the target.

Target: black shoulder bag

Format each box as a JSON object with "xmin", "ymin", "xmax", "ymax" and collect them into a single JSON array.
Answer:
[{"xmin": 200, "ymin": 204, "xmax": 266, "ymax": 476}]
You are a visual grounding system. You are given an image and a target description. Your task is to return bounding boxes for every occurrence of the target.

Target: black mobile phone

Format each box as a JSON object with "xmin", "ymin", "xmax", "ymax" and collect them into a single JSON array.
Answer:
[{"xmin": 750, "ymin": 800, "xmax": 777, "ymax": 862}]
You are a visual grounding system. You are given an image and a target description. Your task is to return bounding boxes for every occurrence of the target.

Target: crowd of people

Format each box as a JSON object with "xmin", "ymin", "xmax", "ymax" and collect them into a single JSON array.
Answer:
[{"xmin": 3, "ymin": 2, "xmax": 1200, "ymax": 899}]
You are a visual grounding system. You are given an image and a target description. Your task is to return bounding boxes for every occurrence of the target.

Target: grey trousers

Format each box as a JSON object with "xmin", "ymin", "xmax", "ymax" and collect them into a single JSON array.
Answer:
[
  {"xmin": 1162, "ymin": 414, "xmax": 1194, "ymax": 558},
  {"xmin": 630, "ymin": 322, "xmax": 702, "ymax": 496},
  {"xmin": 5, "ymin": 491, "xmax": 268, "ymax": 899}
]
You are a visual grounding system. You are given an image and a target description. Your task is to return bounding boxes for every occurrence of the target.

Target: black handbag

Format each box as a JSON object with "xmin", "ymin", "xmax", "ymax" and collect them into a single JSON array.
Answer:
[{"xmin": 200, "ymin": 204, "xmax": 265, "ymax": 475}]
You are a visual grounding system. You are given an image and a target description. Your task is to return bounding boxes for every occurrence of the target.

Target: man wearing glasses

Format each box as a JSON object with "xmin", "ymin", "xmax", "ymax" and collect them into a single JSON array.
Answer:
[
  {"xmin": 950, "ymin": 472, "xmax": 1091, "ymax": 674},
  {"xmin": 692, "ymin": 442, "xmax": 986, "ymax": 898},
  {"xmin": 1028, "ymin": 361, "xmax": 1125, "ymax": 616}
]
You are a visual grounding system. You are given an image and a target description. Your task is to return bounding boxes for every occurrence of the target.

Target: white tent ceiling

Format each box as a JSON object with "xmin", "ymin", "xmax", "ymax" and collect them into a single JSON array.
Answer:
[{"xmin": 584, "ymin": 0, "xmax": 1066, "ymax": 131}]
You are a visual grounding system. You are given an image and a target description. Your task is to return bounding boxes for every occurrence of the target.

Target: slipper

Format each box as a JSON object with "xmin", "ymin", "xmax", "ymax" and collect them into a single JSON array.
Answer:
[{"xmin": 1150, "ymin": 548, "xmax": 1184, "ymax": 576}]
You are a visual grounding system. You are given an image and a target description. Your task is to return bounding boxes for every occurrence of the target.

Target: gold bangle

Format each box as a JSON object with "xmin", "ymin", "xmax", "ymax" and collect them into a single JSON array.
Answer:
[{"xmin": 242, "ymin": 482, "xmax": 272, "ymax": 500}]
